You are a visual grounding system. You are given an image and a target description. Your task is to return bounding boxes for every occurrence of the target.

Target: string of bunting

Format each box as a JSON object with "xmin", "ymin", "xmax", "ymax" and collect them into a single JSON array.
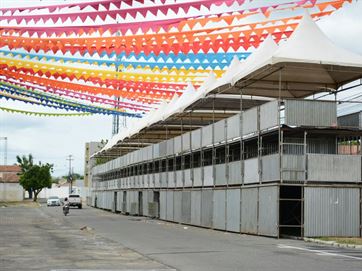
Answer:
[{"xmin": 0, "ymin": 0, "xmax": 353, "ymax": 116}]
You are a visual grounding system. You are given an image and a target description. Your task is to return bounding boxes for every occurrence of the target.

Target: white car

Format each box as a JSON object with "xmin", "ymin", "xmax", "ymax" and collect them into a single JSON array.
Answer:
[
  {"xmin": 47, "ymin": 196, "xmax": 61, "ymax": 206},
  {"xmin": 68, "ymin": 194, "xmax": 82, "ymax": 209}
]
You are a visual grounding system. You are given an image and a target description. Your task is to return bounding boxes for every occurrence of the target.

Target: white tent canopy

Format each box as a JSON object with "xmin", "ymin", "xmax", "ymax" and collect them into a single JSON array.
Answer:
[{"xmin": 93, "ymin": 13, "xmax": 362, "ymax": 158}]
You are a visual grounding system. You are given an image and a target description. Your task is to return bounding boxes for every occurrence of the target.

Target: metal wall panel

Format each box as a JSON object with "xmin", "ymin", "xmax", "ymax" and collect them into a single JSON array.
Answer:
[
  {"xmin": 149, "ymin": 174, "xmax": 154, "ymax": 188},
  {"xmin": 167, "ymin": 138, "xmax": 174, "ymax": 156},
  {"xmin": 226, "ymin": 189, "xmax": 240, "ymax": 232},
  {"xmin": 160, "ymin": 191, "xmax": 167, "ymax": 220},
  {"xmin": 191, "ymin": 129, "xmax": 201, "ymax": 150},
  {"xmin": 260, "ymin": 101, "xmax": 279, "ymax": 131},
  {"xmin": 228, "ymin": 161, "xmax": 242, "ymax": 185},
  {"xmin": 193, "ymin": 168, "xmax": 202, "ymax": 187},
  {"xmin": 184, "ymin": 169, "xmax": 192, "ymax": 187},
  {"xmin": 214, "ymin": 120, "xmax": 225, "ymax": 143},
  {"xmin": 243, "ymin": 107, "xmax": 258, "ymax": 135},
  {"xmin": 142, "ymin": 190, "xmax": 149, "ymax": 216},
  {"xmin": 168, "ymin": 171, "xmax": 175, "ymax": 188},
  {"xmin": 166, "ymin": 191, "xmax": 174, "ymax": 221},
  {"xmin": 153, "ymin": 144, "xmax": 160, "ymax": 159},
  {"xmin": 258, "ymin": 186, "xmax": 278, "ymax": 237},
  {"xmin": 204, "ymin": 165, "xmax": 214, "ymax": 186},
  {"xmin": 285, "ymin": 100, "xmax": 337, "ymax": 127},
  {"xmin": 174, "ymin": 136, "xmax": 182, "ymax": 154},
  {"xmin": 215, "ymin": 164, "xmax": 227, "ymax": 185},
  {"xmin": 159, "ymin": 141, "xmax": 167, "ymax": 157},
  {"xmin": 227, "ymin": 114, "xmax": 240, "ymax": 141},
  {"xmin": 202, "ymin": 125, "xmax": 213, "ymax": 147},
  {"xmin": 176, "ymin": 170, "xmax": 183, "ymax": 187},
  {"xmin": 282, "ymin": 155, "xmax": 304, "ymax": 181},
  {"xmin": 304, "ymin": 187, "xmax": 360, "ymax": 237},
  {"xmin": 181, "ymin": 191, "xmax": 191, "ymax": 224},
  {"xmin": 126, "ymin": 190, "xmax": 131, "ymax": 213},
  {"xmin": 338, "ymin": 111, "xmax": 362, "ymax": 128},
  {"xmin": 307, "ymin": 154, "xmax": 361, "ymax": 182},
  {"xmin": 240, "ymin": 188, "xmax": 258, "ymax": 234},
  {"xmin": 244, "ymin": 158, "xmax": 259, "ymax": 184},
  {"xmin": 213, "ymin": 190, "xmax": 226, "ymax": 230},
  {"xmin": 201, "ymin": 190, "xmax": 213, "ymax": 227},
  {"xmin": 173, "ymin": 191, "xmax": 182, "ymax": 222},
  {"xmin": 146, "ymin": 145, "xmax": 153, "ymax": 160},
  {"xmin": 116, "ymin": 191, "xmax": 123, "ymax": 212},
  {"xmin": 191, "ymin": 190, "xmax": 202, "ymax": 226},
  {"xmin": 182, "ymin": 132, "xmax": 191, "ymax": 152},
  {"xmin": 161, "ymin": 172, "xmax": 167, "ymax": 187}
]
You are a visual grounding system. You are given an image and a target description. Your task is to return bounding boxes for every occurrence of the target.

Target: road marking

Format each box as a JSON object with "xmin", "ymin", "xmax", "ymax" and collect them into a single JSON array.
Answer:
[{"xmin": 278, "ymin": 244, "xmax": 362, "ymax": 261}]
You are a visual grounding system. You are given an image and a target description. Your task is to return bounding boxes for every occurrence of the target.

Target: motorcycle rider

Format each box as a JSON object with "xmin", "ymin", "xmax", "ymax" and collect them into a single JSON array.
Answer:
[{"xmin": 63, "ymin": 197, "xmax": 70, "ymax": 215}]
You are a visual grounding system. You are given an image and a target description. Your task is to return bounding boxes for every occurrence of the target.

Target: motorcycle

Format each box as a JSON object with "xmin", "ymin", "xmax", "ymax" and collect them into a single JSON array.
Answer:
[{"xmin": 63, "ymin": 203, "xmax": 69, "ymax": 216}]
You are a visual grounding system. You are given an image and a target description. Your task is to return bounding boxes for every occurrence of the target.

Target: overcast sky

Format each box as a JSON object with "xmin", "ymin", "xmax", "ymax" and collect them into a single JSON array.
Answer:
[{"xmin": 0, "ymin": 0, "xmax": 361, "ymax": 176}]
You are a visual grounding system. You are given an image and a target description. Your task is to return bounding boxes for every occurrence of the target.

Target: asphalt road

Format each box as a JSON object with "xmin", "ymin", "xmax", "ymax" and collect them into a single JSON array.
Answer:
[
  {"xmin": 55, "ymin": 206, "xmax": 362, "ymax": 271},
  {"xmin": 0, "ymin": 204, "xmax": 171, "ymax": 271},
  {"xmin": 1, "ymin": 204, "xmax": 361, "ymax": 271}
]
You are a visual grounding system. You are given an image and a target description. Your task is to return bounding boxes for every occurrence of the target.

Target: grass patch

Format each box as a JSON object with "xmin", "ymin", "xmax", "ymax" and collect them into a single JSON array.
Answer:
[{"xmin": 318, "ymin": 237, "xmax": 362, "ymax": 245}]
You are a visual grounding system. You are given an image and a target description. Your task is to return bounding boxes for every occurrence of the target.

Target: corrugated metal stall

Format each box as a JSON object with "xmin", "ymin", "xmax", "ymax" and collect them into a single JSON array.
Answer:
[
  {"xmin": 116, "ymin": 191, "xmax": 123, "ymax": 212},
  {"xmin": 214, "ymin": 120, "xmax": 226, "ymax": 143},
  {"xmin": 168, "ymin": 171, "xmax": 175, "ymax": 188},
  {"xmin": 260, "ymin": 100, "xmax": 278, "ymax": 131},
  {"xmin": 191, "ymin": 190, "xmax": 202, "ymax": 226},
  {"xmin": 173, "ymin": 191, "xmax": 182, "ymax": 222},
  {"xmin": 215, "ymin": 164, "xmax": 227, "ymax": 185},
  {"xmin": 165, "ymin": 139, "xmax": 173, "ymax": 156},
  {"xmin": 182, "ymin": 132, "xmax": 191, "ymax": 152},
  {"xmin": 204, "ymin": 165, "xmax": 214, "ymax": 186},
  {"xmin": 142, "ymin": 190, "xmax": 149, "ymax": 216},
  {"xmin": 243, "ymin": 107, "xmax": 258, "ymax": 135},
  {"xmin": 226, "ymin": 189, "xmax": 240, "ymax": 232},
  {"xmin": 166, "ymin": 190, "xmax": 174, "ymax": 221},
  {"xmin": 160, "ymin": 191, "xmax": 167, "ymax": 220},
  {"xmin": 201, "ymin": 189, "xmax": 213, "ymax": 227},
  {"xmin": 227, "ymin": 114, "xmax": 240, "ymax": 140},
  {"xmin": 202, "ymin": 125, "xmax": 213, "ymax": 147},
  {"xmin": 240, "ymin": 188, "xmax": 258, "ymax": 234},
  {"xmin": 244, "ymin": 158, "xmax": 259, "ymax": 184},
  {"xmin": 228, "ymin": 161, "xmax": 242, "ymax": 185},
  {"xmin": 194, "ymin": 168, "xmax": 202, "ymax": 187},
  {"xmin": 304, "ymin": 187, "xmax": 360, "ymax": 237},
  {"xmin": 181, "ymin": 191, "xmax": 191, "ymax": 224},
  {"xmin": 174, "ymin": 136, "xmax": 182, "ymax": 154},
  {"xmin": 192, "ymin": 129, "xmax": 201, "ymax": 150},
  {"xmin": 184, "ymin": 169, "xmax": 192, "ymax": 187},
  {"xmin": 258, "ymin": 186, "xmax": 278, "ymax": 237},
  {"xmin": 159, "ymin": 172, "xmax": 165, "ymax": 188},
  {"xmin": 213, "ymin": 189, "xmax": 226, "ymax": 230},
  {"xmin": 176, "ymin": 170, "xmax": 183, "ymax": 187},
  {"xmin": 282, "ymin": 155, "xmax": 304, "ymax": 181},
  {"xmin": 338, "ymin": 111, "xmax": 362, "ymax": 128},
  {"xmin": 285, "ymin": 100, "xmax": 337, "ymax": 127},
  {"xmin": 261, "ymin": 154, "xmax": 280, "ymax": 182},
  {"xmin": 307, "ymin": 154, "xmax": 361, "ymax": 182}
]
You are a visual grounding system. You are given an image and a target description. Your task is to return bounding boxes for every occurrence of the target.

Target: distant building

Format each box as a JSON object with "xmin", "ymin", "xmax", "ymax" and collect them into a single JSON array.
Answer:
[
  {"xmin": 84, "ymin": 142, "xmax": 104, "ymax": 188},
  {"xmin": 0, "ymin": 165, "xmax": 24, "ymax": 202}
]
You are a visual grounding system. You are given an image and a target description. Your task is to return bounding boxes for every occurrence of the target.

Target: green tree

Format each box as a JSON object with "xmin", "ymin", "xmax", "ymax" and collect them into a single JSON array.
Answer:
[
  {"xmin": 19, "ymin": 163, "xmax": 53, "ymax": 202},
  {"xmin": 16, "ymin": 154, "xmax": 34, "ymax": 199}
]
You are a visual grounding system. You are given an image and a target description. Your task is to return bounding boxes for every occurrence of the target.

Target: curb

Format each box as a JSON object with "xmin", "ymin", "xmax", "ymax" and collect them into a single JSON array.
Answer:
[{"xmin": 304, "ymin": 237, "xmax": 362, "ymax": 250}]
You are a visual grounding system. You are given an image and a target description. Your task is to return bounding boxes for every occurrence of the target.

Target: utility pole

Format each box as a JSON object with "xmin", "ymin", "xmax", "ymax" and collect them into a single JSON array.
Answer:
[
  {"xmin": 0, "ymin": 137, "xmax": 7, "ymax": 165},
  {"xmin": 66, "ymin": 155, "xmax": 74, "ymax": 194}
]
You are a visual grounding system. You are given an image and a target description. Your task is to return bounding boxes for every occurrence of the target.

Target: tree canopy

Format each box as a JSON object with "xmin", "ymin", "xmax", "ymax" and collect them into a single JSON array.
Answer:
[{"xmin": 17, "ymin": 154, "xmax": 53, "ymax": 201}]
